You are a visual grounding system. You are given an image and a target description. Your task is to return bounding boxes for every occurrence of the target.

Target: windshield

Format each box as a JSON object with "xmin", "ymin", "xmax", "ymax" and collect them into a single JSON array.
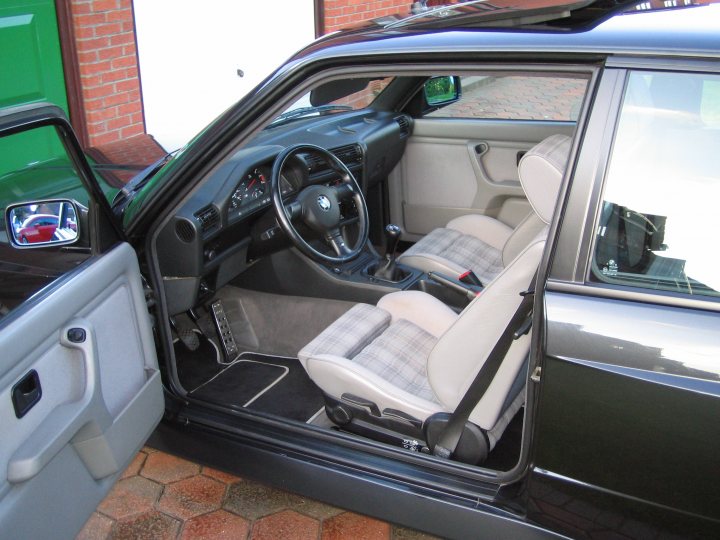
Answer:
[{"xmin": 268, "ymin": 77, "xmax": 394, "ymax": 128}]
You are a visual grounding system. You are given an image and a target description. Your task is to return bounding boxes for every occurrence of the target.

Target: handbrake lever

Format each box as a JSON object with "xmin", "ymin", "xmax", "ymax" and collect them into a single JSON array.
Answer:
[{"xmin": 427, "ymin": 271, "xmax": 482, "ymax": 301}]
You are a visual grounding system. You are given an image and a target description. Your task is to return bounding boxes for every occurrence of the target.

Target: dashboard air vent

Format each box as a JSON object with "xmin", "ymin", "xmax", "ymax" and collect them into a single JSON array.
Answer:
[
  {"xmin": 194, "ymin": 205, "xmax": 220, "ymax": 234},
  {"xmin": 175, "ymin": 218, "xmax": 196, "ymax": 243},
  {"xmin": 395, "ymin": 115, "xmax": 410, "ymax": 138},
  {"xmin": 333, "ymin": 144, "xmax": 363, "ymax": 166},
  {"xmin": 306, "ymin": 144, "xmax": 364, "ymax": 174}
]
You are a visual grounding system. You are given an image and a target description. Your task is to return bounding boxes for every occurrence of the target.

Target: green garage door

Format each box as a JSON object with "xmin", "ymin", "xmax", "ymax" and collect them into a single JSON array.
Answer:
[
  {"xmin": 0, "ymin": 0, "xmax": 76, "ymax": 207},
  {"xmin": 0, "ymin": 0, "xmax": 72, "ymax": 205}
]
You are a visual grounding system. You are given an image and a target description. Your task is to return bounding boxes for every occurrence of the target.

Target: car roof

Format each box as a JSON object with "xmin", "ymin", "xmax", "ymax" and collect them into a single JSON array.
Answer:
[
  {"xmin": 372, "ymin": 0, "xmax": 627, "ymax": 31},
  {"xmin": 298, "ymin": 5, "xmax": 720, "ymax": 64}
]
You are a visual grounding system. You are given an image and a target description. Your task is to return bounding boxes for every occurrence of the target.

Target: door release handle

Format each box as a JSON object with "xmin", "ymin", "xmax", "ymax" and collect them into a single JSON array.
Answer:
[{"xmin": 12, "ymin": 370, "xmax": 42, "ymax": 419}]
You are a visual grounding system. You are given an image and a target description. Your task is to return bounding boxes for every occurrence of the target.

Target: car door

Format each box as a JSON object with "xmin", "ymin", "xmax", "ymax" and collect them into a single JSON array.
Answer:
[
  {"xmin": 0, "ymin": 104, "xmax": 163, "ymax": 539},
  {"xmin": 528, "ymin": 64, "xmax": 720, "ymax": 537},
  {"xmin": 390, "ymin": 71, "xmax": 586, "ymax": 241}
]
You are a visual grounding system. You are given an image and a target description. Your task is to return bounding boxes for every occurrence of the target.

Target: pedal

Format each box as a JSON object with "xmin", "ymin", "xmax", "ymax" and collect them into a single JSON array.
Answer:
[
  {"xmin": 210, "ymin": 300, "xmax": 239, "ymax": 360},
  {"xmin": 170, "ymin": 316, "xmax": 200, "ymax": 351},
  {"xmin": 177, "ymin": 328, "xmax": 200, "ymax": 351}
]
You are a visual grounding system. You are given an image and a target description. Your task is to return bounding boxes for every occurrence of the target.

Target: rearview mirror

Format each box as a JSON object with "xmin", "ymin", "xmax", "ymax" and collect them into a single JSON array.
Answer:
[
  {"xmin": 424, "ymin": 75, "xmax": 461, "ymax": 107},
  {"xmin": 6, "ymin": 199, "xmax": 80, "ymax": 248}
]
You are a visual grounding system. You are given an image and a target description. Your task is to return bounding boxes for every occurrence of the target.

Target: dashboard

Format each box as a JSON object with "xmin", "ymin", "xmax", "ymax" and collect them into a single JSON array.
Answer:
[{"xmin": 156, "ymin": 109, "xmax": 412, "ymax": 314}]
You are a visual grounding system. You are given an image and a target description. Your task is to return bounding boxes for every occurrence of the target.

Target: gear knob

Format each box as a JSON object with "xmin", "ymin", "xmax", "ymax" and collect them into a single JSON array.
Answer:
[{"xmin": 384, "ymin": 224, "xmax": 402, "ymax": 257}]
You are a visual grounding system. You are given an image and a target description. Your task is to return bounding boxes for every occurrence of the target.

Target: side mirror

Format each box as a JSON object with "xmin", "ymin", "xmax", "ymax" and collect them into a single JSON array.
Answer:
[
  {"xmin": 424, "ymin": 75, "xmax": 462, "ymax": 107},
  {"xmin": 6, "ymin": 199, "xmax": 81, "ymax": 248}
]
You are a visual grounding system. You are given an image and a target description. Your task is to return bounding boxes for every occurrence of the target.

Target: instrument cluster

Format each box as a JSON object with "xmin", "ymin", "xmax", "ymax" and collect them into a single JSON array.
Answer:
[{"xmin": 228, "ymin": 166, "xmax": 294, "ymax": 218}]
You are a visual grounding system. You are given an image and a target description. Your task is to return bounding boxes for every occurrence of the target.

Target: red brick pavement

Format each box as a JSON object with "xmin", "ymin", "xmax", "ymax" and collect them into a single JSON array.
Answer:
[
  {"xmin": 77, "ymin": 447, "xmax": 438, "ymax": 540},
  {"xmin": 429, "ymin": 75, "xmax": 588, "ymax": 121}
]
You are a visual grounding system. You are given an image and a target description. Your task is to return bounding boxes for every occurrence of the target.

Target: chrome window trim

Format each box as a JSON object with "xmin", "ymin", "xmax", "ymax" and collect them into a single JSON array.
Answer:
[
  {"xmin": 547, "ymin": 279, "xmax": 720, "ymax": 313},
  {"xmin": 605, "ymin": 56, "xmax": 720, "ymax": 74}
]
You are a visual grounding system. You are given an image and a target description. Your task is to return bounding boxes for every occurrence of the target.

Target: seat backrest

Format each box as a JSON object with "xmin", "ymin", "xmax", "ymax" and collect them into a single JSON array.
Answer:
[
  {"xmin": 502, "ymin": 134, "xmax": 573, "ymax": 265},
  {"xmin": 426, "ymin": 134, "xmax": 572, "ymax": 431}
]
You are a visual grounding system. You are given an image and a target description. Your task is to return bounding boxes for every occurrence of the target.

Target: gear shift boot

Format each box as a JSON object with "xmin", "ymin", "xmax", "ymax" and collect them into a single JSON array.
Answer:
[{"xmin": 368, "ymin": 224, "xmax": 409, "ymax": 282}]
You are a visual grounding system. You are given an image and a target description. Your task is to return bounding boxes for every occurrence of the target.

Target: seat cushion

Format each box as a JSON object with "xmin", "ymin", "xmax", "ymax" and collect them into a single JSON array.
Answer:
[
  {"xmin": 398, "ymin": 227, "xmax": 504, "ymax": 284},
  {"xmin": 298, "ymin": 297, "xmax": 445, "ymax": 418},
  {"xmin": 298, "ymin": 303, "xmax": 390, "ymax": 368},
  {"xmin": 353, "ymin": 319, "xmax": 438, "ymax": 402}
]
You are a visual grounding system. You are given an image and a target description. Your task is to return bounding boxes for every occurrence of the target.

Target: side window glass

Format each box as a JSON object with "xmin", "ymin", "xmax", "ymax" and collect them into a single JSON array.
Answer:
[
  {"xmin": 424, "ymin": 73, "xmax": 589, "ymax": 121},
  {"xmin": 591, "ymin": 71, "xmax": 720, "ymax": 298},
  {"xmin": 0, "ymin": 124, "xmax": 92, "ymax": 316}
]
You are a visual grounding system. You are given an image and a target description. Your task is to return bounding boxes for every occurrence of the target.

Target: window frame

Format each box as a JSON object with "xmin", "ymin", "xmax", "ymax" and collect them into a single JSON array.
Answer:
[
  {"xmin": 547, "ymin": 58, "xmax": 720, "ymax": 312},
  {"xmin": 0, "ymin": 104, "xmax": 124, "ymax": 320}
]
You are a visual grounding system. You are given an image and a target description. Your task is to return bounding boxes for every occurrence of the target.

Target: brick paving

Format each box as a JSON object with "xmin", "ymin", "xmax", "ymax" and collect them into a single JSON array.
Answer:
[
  {"xmin": 429, "ymin": 75, "xmax": 587, "ymax": 121},
  {"xmin": 77, "ymin": 447, "xmax": 438, "ymax": 540}
]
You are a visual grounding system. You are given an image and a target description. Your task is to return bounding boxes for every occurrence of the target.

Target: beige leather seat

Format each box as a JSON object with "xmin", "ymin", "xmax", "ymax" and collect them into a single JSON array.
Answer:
[
  {"xmin": 298, "ymin": 134, "xmax": 571, "ymax": 457},
  {"xmin": 398, "ymin": 135, "xmax": 572, "ymax": 285}
]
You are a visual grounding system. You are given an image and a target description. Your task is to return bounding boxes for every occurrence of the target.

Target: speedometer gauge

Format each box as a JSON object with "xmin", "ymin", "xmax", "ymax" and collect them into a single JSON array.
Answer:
[
  {"xmin": 242, "ymin": 168, "xmax": 267, "ymax": 201},
  {"xmin": 230, "ymin": 168, "xmax": 268, "ymax": 210}
]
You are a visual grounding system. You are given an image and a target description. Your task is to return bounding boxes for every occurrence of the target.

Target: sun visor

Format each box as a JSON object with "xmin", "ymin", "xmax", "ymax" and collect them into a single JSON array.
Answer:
[{"xmin": 310, "ymin": 78, "xmax": 373, "ymax": 106}]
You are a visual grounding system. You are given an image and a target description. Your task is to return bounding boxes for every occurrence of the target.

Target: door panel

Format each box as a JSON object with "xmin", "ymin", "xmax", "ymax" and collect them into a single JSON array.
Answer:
[
  {"xmin": 390, "ymin": 119, "xmax": 575, "ymax": 240},
  {"xmin": 530, "ymin": 291, "xmax": 720, "ymax": 536},
  {"xmin": 0, "ymin": 242, "xmax": 163, "ymax": 539}
]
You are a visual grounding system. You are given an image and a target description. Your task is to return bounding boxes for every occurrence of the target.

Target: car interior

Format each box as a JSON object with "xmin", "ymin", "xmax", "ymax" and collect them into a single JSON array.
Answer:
[{"xmin": 150, "ymin": 67, "xmax": 590, "ymax": 470}]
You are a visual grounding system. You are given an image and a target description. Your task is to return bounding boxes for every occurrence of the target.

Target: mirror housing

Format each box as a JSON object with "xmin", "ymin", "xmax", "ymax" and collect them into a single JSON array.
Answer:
[
  {"xmin": 424, "ymin": 75, "xmax": 462, "ymax": 108},
  {"xmin": 6, "ymin": 199, "xmax": 82, "ymax": 248}
]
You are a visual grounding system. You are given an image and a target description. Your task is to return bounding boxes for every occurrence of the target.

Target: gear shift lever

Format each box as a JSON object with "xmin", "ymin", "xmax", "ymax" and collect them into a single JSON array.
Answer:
[
  {"xmin": 372, "ymin": 224, "xmax": 403, "ymax": 281},
  {"xmin": 384, "ymin": 224, "xmax": 402, "ymax": 258}
]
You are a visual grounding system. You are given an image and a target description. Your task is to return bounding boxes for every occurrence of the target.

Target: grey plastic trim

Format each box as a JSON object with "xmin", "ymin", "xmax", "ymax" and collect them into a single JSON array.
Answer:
[
  {"xmin": 0, "ymin": 242, "xmax": 163, "ymax": 538},
  {"xmin": 548, "ymin": 68, "xmax": 625, "ymax": 283},
  {"xmin": 8, "ymin": 319, "xmax": 112, "ymax": 483}
]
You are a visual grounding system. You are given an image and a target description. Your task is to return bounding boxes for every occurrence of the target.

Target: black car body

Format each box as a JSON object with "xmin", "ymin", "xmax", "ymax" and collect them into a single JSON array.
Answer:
[{"xmin": 1, "ymin": 2, "xmax": 719, "ymax": 538}]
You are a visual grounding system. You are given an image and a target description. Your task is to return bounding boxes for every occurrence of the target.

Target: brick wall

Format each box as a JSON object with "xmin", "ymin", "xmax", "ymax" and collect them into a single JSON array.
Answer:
[
  {"xmin": 323, "ymin": 0, "xmax": 411, "ymax": 34},
  {"xmin": 70, "ymin": 0, "xmax": 143, "ymax": 147}
]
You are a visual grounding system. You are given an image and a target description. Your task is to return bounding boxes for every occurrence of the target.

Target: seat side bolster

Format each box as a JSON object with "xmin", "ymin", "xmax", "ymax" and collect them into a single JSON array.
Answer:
[
  {"xmin": 377, "ymin": 291, "xmax": 458, "ymax": 338},
  {"xmin": 305, "ymin": 354, "xmax": 443, "ymax": 421},
  {"xmin": 446, "ymin": 214, "xmax": 513, "ymax": 251}
]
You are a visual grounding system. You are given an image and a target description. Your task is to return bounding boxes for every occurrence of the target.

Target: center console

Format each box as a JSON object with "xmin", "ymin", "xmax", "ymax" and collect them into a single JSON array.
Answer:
[{"xmin": 313, "ymin": 224, "xmax": 482, "ymax": 312}]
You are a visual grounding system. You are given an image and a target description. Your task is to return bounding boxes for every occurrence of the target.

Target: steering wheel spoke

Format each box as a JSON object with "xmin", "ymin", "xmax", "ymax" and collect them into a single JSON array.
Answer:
[
  {"xmin": 285, "ymin": 200, "xmax": 302, "ymax": 221},
  {"xmin": 333, "ymin": 183, "xmax": 356, "ymax": 201},
  {"xmin": 325, "ymin": 228, "xmax": 352, "ymax": 257}
]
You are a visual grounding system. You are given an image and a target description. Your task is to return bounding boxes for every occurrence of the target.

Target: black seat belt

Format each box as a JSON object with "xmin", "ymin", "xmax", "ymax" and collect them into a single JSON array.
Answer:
[{"xmin": 432, "ymin": 272, "xmax": 537, "ymax": 460}]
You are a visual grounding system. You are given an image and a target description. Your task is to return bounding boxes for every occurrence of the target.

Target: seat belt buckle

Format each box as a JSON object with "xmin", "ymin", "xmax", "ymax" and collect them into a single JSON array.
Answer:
[{"xmin": 459, "ymin": 270, "xmax": 482, "ymax": 287}]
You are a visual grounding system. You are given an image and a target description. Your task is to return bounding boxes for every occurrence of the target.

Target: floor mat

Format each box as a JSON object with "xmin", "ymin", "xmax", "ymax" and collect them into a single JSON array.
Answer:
[
  {"xmin": 174, "ymin": 333, "xmax": 226, "ymax": 390},
  {"xmin": 185, "ymin": 350, "xmax": 326, "ymax": 423}
]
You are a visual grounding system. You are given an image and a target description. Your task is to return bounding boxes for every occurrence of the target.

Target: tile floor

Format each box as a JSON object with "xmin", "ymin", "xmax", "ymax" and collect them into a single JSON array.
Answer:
[{"xmin": 77, "ymin": 446, "xmax": 438, "ymax": 540}]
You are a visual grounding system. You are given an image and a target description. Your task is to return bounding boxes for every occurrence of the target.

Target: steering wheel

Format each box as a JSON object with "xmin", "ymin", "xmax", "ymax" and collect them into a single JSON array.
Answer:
[{"xmin": 271, "ymin": 144, "xmax": 369, "ymax": 265}]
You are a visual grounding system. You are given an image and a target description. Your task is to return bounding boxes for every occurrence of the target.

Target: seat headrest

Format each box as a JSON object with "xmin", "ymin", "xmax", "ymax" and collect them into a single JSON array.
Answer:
[{"xmin": 518, "ymin": 134, "xmax": 572, "ymax": 224}]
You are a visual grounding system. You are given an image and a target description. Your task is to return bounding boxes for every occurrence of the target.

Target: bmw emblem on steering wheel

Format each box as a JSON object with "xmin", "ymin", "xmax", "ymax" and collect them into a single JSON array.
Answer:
[{"xmin": 317, "ymin": 195, "xmax": 331, "ymax": 212}]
